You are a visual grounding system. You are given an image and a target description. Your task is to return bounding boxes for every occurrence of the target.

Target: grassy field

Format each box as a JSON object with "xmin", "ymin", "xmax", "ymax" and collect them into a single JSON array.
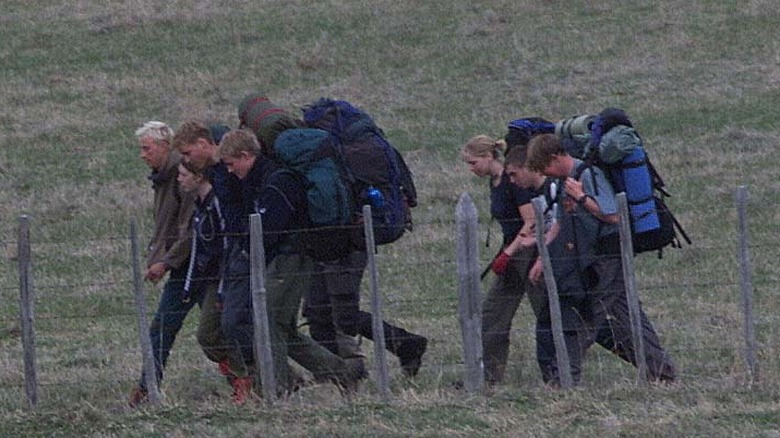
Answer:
[{"xmin": 2, "ymin": 0, "xmax": 780, "ymax": 436}]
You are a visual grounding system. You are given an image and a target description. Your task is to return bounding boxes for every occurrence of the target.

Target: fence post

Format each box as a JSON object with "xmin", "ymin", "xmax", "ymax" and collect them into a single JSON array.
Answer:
[
  {"xmin": 455, "ymin": 193, "xmax": 484, "ymax": 394},
  {"xmin": 531, "ymin": 197, "xmax": 572, "ymax": 389},
  {"xmin": 616, "ymin": 193, "xmax": 648, "ymax": 385},
  {"xmin": 250, "ymin": 213, "xmax": 276, "ymax": 402},
  {"xmin": 129, "ymin": 217, "xmax": 161, "ymax": 406},
  {"xmin": 17, "ymin": 215, "xmax": 38, "ymax": 408},
  {"xmin": 735, "ymin": 186, "xmax": 758, "ymax": 382},
  {"xmin": 363, "ymin": 205, "xmax": 391, "ymax": 400}
]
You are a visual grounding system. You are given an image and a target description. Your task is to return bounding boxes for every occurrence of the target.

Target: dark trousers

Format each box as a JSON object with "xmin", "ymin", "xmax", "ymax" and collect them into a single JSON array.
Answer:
[
  {"xmin": 533, "ymin": 271, "xmax": 589, "ymax": 386},
  {"xmin": 586, "ymin": 256, "xmax": 677, "ymax": 381},
  {"xmin": 220, "ymin": 245, "xmax": 255, "ymax": 369},
  {"xmin": 197, "ymin": 281, "xmax": 248, "ymax": 377},
  {"xmin": 140, "ymin": 267, "xmax": 204, "ymax": 389},
  {"xmin": 304, "ymin": 250, "xmax": 420, "ymax": 358}
]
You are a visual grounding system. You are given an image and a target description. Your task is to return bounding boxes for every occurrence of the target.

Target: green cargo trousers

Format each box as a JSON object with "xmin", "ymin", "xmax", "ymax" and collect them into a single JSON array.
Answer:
[
  {"xmin": 197, "ymin": 281, "xmax": 250, "ymax": 377},
  {"xmin": 481, "ymin": 245, "xmax": 544, "ymax": 384},
  {"xmin": 266, "ymin": 253, "xmax": 353, "ymax": 392}
]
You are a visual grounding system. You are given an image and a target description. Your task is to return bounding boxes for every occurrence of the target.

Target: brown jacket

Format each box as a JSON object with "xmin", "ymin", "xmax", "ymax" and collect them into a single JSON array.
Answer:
[{"xmin": 147, "ymin": 150, "xmax": 195, "ymax": 270}]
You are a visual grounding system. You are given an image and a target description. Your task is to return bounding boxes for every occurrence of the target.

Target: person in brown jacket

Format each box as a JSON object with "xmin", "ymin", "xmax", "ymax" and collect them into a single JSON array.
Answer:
[{"xmin": 129, "ymin": 121, "xmax": 197, "ymax": 407}]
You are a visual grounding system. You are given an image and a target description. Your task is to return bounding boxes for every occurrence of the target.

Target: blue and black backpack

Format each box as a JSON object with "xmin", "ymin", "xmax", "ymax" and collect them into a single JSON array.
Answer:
[
  {"xmin": 557, "ymin": 108, "xmax": 691, "ymax": 256},
  {"xmin": 302, "ymin": 98, "xmax": 417, "ymax": 250}
]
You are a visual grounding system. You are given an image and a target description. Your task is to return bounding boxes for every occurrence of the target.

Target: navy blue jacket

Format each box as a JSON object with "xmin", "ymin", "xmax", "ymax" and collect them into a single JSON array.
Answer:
[
  {"xmin": 240, "ymin": 158, "xmax": 309, "ymax": 262},
  {"xmin": 183, "ymin": 189, "xmax": 224, "ymax": 297}
]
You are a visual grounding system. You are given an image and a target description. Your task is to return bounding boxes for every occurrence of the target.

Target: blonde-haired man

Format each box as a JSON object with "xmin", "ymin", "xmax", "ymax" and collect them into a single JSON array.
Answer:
[{"xmin": 218, "ymin": 128, "xmax": 366, "ymax": 396}]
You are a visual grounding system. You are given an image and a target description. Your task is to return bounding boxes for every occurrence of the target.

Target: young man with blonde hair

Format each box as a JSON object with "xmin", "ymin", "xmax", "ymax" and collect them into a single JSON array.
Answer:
[{"xmin": 217, "ymin": 128, "xmax": 366, "ymax": 395}]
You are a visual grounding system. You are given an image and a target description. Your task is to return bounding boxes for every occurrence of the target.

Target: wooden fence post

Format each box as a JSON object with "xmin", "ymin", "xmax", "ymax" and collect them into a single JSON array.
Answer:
[
  {"xmin": 250, "ymin": 213, "xmax": 276, "ymax": 402},
  {"xmin": 18, "ymin": 215, "xmax": 38, "ymax": 408},
  {"xmin": 129, "ymin": 217, "xmax": 161, "ymax": 406},
  {"xmin": 616, "ymin": 193, "xmax": 648, "ymax": 385},
  {"xmin": 363, "ymin": 205, "xmax": 391, "ymax": 400},
  {"xmin": 455, "ymin": 193, "xmax": 484, "ymax": 394},
  {"xmin": 735, "ymin": 186, "xmax": 758, "ymax": 382},
  {"xmin": 531, "ymin": 197, "xmax": 572, "ymax": 389}
]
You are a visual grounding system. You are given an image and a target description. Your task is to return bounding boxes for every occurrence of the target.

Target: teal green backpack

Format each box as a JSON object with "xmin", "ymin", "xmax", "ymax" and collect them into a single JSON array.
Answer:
[{"xmin": 273, "ymin": 128, "xmax": 355, "ymax": 261}]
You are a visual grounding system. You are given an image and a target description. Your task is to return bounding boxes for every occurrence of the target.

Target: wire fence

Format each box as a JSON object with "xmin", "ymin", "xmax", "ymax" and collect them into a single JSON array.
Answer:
[{"xmin": 2, "ymin": 186, "xmax": 778, "ymax": 411}]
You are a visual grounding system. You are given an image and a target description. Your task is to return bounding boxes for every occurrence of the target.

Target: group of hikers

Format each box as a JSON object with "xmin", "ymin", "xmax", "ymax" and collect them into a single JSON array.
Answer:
[
  {"xmin": 129, "ymin": 94, "xmax": 677, "ymax": 407},
  {"xmin": 129, "ymin": 95, "xmax": 428, "ymax": 407},
  {"xmin": 462, "ymin": 117, "xmax": 677, "ymax": 387}
]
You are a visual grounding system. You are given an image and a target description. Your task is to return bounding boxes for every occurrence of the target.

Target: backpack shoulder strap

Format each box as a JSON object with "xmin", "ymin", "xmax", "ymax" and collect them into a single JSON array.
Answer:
[
  {"xmin": 392, "ymin": 147, "xmax": 417, "ymax": 207},
  {"xmin": 262, "ymin": 168, "xmax": 305, "ymax": 216},
  {"xmin": 573, "ymin": 161, "xmax": 599, "ymax": 196}
]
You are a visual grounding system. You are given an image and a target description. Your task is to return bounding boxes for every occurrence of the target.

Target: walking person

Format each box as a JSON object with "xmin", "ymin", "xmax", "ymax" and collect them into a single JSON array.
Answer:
[
  {"xmin": 176, "ymin": 159, "xmax": 250, "ymax": 403},
  {"xmin": 129, "ymin": 121, "xmax": 196, "ymax": 407},
  {"xmin": 304, "ymin": 250, "xmax": 429, "ymax": 377},
  {"xmin": 526, "ymin": 133, "xmax": 676, "ymax": 382},
  {"xmin": 460, "ymin": 134, "xmax": 539, "ymax": 385},
  {"xmin": 504, "ymin": 142, "xmax": 590, "ymax": 386},
  {"xmin": 174, "ymin": 120, "xmax": 269, "ymax": 403},
  {"xmin": 219, "ymin": 124, "xmax": 366, "ymax": 396}
]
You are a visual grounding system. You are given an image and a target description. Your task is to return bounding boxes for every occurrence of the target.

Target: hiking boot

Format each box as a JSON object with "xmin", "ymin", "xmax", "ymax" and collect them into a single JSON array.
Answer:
[
  {"xmin": 231, "ymin": 376, "xmax": 253, "ymax": 405},
  {"xmin": 336, "ymin": 359, "xmax": 368, "ymax": 395},
  {"xmin": 397, "ymin": 335, "xmax": 428, "ymax": 377},
  {"xmin": 128, "ymin": 385, "xmax": 148, "ymax": 408},
  {"xmin": 218, "ymin": 359, "xmax": 236, "ymax": 386},
  {"xmin": 336, "ymin": 333, "xmax": 366, "ymax": 359}
]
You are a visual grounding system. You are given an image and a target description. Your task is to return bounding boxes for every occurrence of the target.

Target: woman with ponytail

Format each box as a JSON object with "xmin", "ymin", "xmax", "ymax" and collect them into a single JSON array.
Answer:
[{"xmin": 461, "ymin": 134, "xmax": 539, "ymax": 385}]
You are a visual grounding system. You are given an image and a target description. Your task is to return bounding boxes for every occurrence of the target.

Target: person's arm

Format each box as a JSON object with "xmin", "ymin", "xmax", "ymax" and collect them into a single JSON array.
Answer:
[
  {"xmin": 258, "ymin": 172, "xmax": 304, "ymax": 254},
  {"xmin": 529, "ymin": 219, "xmax": 561, "ymax": 284},
  {"xmin": 563, "ymin": 177, "xmax": 619, "ymax": 224},
  {"xmin": 164, "ymin": 191, "xmax": 197, "ymax": 269},
  {"xmin": 502, "ymin": 203, "xmax": 536, "ymax": 256}
]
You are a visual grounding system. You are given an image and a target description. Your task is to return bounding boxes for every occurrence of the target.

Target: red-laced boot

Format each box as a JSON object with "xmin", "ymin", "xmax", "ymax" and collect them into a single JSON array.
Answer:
[
  {"xmin": 231, "ymin": 376, "xmax": 253, "ymax": 405},
  {"xmin": 128, "ymin": 385, "xmax": 148, "ymax": 408},
  {"xmin": 217, "ymin": 359, "xmax": 236, "ymax": 385}
]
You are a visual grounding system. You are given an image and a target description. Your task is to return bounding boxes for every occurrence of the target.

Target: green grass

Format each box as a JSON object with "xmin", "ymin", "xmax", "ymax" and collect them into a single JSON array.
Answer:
[{"xmin": 2, "ymin": 0, "xmax": 780, "ymax": 436}]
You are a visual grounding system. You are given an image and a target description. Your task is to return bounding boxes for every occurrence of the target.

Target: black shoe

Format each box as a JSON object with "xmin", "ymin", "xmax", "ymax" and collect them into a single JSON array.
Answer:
[{"xmin": 397, "ymin": 335, "xmax": 428, "ymax": 377}]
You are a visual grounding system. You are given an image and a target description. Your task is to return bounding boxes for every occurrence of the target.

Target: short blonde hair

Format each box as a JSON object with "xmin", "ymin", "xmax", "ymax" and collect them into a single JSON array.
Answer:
[
  {"xmin": 218, "ymin": 129, "xmax": 262, "ymax": 159},
  {"xmin": 461, "ymin": 134, "xmax": 507, "ymax": 160},
  {"xmin": 135, "ymin": 121, "xmax": 174, "ymax": 149}
]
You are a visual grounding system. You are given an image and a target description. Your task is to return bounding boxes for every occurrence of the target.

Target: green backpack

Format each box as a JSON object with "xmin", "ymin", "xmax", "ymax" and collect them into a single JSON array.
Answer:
[{"xmin": 273, "ymin": 128, "xmax": 355, "ymax": 261}]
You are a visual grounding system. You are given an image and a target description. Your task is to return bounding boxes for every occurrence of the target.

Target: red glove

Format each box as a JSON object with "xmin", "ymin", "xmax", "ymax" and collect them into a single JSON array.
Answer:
[{"xmin": 491, "ymin": 251, "xmax": 512, "ymax": 276}]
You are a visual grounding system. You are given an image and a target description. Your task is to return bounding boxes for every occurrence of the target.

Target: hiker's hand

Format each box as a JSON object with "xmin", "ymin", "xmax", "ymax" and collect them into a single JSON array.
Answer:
[
  {"xmin": 491, "ymin": 251, "xmax": 511, "ymax": 276},
  {"xmin": 145, "ymin": 262, "xmax": 168, "ymax": 284},
  {"xmin": 517, "ymin": 233, "xmax": 536, "ymax": 248},
  {"xmin": 564, "ymin": 178, "xmax": 585, "ymax": 203},
  {"xmin": 517, "ymin": 225, "xmax": 536, "ymax": 247},
  {"xmin": 529, "ymin": 257, "xmax": 543, "ymax": 284}
]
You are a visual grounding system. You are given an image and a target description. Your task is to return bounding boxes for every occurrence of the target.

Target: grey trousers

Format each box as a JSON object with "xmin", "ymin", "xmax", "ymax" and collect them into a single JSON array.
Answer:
[{"xmin": 586, "ymin": 256, "xmax": 677, "ymax": 381}]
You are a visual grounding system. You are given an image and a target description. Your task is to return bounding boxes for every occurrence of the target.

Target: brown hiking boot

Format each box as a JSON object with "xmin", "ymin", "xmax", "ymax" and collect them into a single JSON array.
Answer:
[
  {"xmin": 128, "ymin": 385, "xmax": 148, "ymax": 408},
  {"xmin": 231, "ymin": 376, "xmax": 253, "ymax": 405},
  {"xmin": 336, "ymin": 358, "xmax": 368, "ymax": 395}
]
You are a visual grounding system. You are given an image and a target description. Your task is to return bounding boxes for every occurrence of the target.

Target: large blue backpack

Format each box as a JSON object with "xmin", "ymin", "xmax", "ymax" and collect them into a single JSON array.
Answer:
[
  {"xmin": 558, "ymin": 108, "xmax": 691, "ymax": 256},
  {"xmin": 302, "ymin": 98, "xmax": 416, "ymax": 249},
  {"xmin": 273, "ymin": 128, "xmax": 355, "ymax": 261}
]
